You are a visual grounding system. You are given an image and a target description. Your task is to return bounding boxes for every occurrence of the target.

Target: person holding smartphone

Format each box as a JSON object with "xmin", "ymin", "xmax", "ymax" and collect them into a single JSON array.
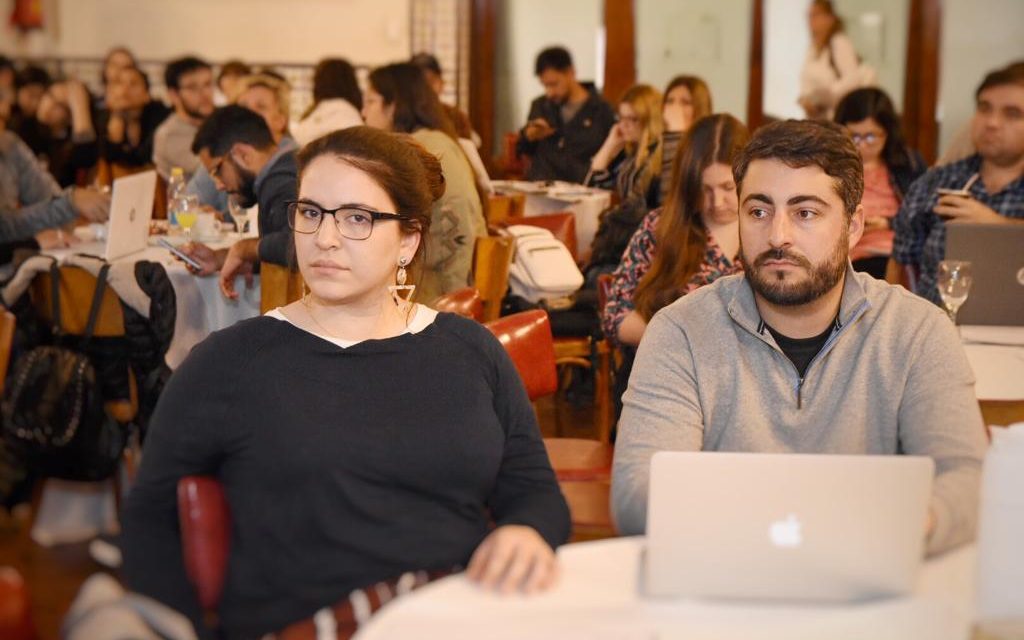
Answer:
[{"xmin": 890, "ymin": 63, "xmax": 1024, "ymax": 303}]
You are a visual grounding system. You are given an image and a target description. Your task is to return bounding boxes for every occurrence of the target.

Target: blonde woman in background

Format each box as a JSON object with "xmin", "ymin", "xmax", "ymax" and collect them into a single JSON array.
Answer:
[{"xmin": 587, "ymin": 84, "xmax": 665, "ymax": 209}]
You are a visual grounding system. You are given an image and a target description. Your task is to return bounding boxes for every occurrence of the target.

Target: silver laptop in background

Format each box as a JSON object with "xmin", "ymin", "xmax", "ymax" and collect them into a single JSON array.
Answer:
[
  {"xmin": 644, "ymin": 452, "xmax": 934, "ymax": 602},
  {"xmin": 945, "ymin": 222, "xmax": 1024, "ymax": 326},
  {"xmin": 103, "ymin": 170, "xmax": 156, "ymax": 261}
]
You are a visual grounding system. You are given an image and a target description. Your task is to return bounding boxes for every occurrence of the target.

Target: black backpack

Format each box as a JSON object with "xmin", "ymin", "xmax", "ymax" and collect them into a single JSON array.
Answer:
[{"xmin": 2, "ymin": 260, "xmax": 128, "ymax": 481}]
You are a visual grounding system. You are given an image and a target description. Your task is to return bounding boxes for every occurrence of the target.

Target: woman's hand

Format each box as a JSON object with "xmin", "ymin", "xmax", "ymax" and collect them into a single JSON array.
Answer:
[
  {"xmin": 466, "ymin": 525, "xmax": 559, "ymax": 594},
  {"xmin": 590, "ymin": 124, "xmax": 625, "ymax": 173}
]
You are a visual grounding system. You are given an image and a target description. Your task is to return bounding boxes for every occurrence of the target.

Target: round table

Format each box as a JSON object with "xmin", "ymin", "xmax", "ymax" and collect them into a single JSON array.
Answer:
[{"xmin": 355, "ymin": 537, "xmax": 977, "ymax": 640}]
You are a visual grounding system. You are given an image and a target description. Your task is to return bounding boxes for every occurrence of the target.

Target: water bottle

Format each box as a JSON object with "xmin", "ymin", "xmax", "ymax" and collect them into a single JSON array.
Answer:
[{"xmin": 166, "ymin": 167, "xmax": 186, "ymax": 227}]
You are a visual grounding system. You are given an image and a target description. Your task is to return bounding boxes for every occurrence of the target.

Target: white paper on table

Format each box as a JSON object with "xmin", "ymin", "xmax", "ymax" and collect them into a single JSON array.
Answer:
[
  {"xmin": 961, "ymin": 325, "xmax": 1024, "ymax": 346},
  {"xmin": 964, "ymin": 344, "xmax": 1024, "ymax": 401}
]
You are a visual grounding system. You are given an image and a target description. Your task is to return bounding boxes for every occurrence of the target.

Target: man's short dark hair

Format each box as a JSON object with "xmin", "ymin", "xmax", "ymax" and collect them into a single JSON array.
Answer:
[
  {"xmin": 732, "ymin": 120, "xmax": 864, "ymax": 218},
  {"xmin": 191, "ymin": 105, "xmax": 274, "ymax": 156},
  {"xmin": 15, "ymin": 65, "xmax": 51, "ymax": 89},
  {"xmin": 410, "ymin": 52, "xmax": 442, "ymax": 77},
  {"xmin": 164, "ymin": 56, "xmax": 211, "ymax": 91},
  {"xmin": 975, "ymin": 61, "xmax": 1024, "ymax": 100},
  {"xmin": 534, "ymin": 47, "xmax": 573, "ymax": 76}
]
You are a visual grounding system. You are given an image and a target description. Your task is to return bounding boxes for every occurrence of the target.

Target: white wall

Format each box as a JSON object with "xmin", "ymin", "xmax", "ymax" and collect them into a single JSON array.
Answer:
[
  {"xmin": 1, "ymin": 0, "xmax": 411, "ymax": 66},
  {"xmin": 493, "ymin": 0, "xmax": 603, "ymax": 150},
  {"xmin": 938, "ymin": 0, "xmax": 1024, "ymax": 155},
  {"xmin": 764, "ymin": 0, "xmax": 908, "ymax": 119},
  {"xmin": 635, "ymin": 0, "xmax": 753, "ymax": 123}
]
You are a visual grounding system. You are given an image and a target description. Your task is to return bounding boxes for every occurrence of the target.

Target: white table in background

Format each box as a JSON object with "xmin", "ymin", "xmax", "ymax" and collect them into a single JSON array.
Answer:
[
  {"xmin": 355, "ymin": 537, "xmax": 976, "ymax": 640},
  {"xmin": 492, "ymin": 180, "xmax": 612, "ymax": 256},
  {"xmin": 961, "ymin": 325, "xmax": 1024, "ymax": 404}
]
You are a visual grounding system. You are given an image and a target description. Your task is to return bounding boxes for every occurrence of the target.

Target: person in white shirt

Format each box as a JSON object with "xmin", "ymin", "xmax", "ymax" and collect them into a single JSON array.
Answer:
[
  {"xmin": 291, "ymin": 58, "xmax": 363, "ymax": 147},
  {"xmin": 798, "ymin": 0, "xmax": 867, "ymax": 120}
]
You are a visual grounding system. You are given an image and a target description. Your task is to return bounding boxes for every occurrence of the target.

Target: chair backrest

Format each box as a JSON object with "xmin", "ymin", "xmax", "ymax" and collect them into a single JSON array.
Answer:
[
  {"xmin": 432, "ymin": 287, "xmax": 483, "ymax": 322},
  {"xmin": 260, "ymin": 262, "xmax": 305, "ymax": 315},
  {"xmin": 486, "ymin": 194, "xmax": 514, "ymax": 226},
  {"xmin": 484, "ymin": 309, "xmax": 558, "ymax": 401},
  {"xmin": 29, "ymin": 266, "xmax": 136, "ymax": 422},
  {"xmin": 472, "ymin": 236, "xmax": 515, "ymax": 322},
  {"xmin": 597, "ymin": 273, "xmax": 613, "ymax": 314},
  {"xmin": 178, "ymin": 476, "xmax": 232, "ymax": 613},
  {"xmin": 505, "ymin": 212, "xmax": 578, "ymax": 263},
  {"xmin": 0, "ymin": 310, "xmax": 15, "ymax": 396},
  {"xmin": 30, "ymin": 266, "xmax": 126, "ymax": 336}
]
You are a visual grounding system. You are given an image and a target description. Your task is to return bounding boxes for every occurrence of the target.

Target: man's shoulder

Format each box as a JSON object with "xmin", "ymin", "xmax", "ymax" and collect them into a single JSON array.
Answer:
[
  {"xmin": 856, "ymin": 271, "xmax": 947, "ymax": 332},
  {"xmin": 0, "ymin": 129, "xmax": 27, "ymax": 155},
  {"xmin": 655, "ymin": 273, "xmax": 742, "ymax": 328}
]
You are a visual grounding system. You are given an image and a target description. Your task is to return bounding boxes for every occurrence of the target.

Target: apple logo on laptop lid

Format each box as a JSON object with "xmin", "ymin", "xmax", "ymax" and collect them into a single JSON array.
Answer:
[{"xmin": 769, "ymin": 514, "xmax": 803, "ymax": 548}]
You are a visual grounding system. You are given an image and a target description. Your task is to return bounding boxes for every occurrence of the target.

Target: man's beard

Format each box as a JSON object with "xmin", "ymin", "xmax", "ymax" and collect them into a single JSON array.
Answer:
[
  {"xmin": 741, "ymin": 230, "xmax": 849, "ymax": 306},
  {"xmin": 182, "ymin": 100, "xmax": 211, "ymax": 122},
  {"xmin": 230, "ymin": 166, "xmax": 258, "ymax": 208}
]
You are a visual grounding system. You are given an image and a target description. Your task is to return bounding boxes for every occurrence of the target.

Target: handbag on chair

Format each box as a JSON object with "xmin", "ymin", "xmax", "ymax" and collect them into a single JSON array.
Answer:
[{"xmin": 2, "ymin": 259, "xmax": 127, "ymax": 482}]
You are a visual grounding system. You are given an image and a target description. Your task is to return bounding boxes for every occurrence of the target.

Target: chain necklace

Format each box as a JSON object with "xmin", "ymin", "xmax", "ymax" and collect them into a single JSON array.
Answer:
[{"xmin": 301, "ymin": 293, "xmax": 412, "ymax": 340}]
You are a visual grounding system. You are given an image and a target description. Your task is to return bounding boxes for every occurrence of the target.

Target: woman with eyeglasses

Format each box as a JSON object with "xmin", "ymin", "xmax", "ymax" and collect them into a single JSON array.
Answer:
[
  {"xmin": 834, "ymin": 87, "xmax": 925, "ymax": 278},
  {"xmin": 587, "ymin": 84, "xmax": 665, "ymax": 208},
  {"xmin": 361, "ymin": 62, "xmax": 486, "ymax": 303},
  {"xmin": 122, "ymin": 126, "xmax": 569, "ymax": 640}
]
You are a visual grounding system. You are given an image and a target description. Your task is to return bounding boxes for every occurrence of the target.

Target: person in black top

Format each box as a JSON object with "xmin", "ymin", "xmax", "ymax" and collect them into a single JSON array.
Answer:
[
  {"xmin": 99, "ymin": 66, "xmax": 171, "ymax": 168},
  {"xmin": 516, "ymin": 46, "xmax": 615, "ymax": 183},
  {"xmin": 122, "ymin": 126, "xmax": 570, "ymax": 640}
]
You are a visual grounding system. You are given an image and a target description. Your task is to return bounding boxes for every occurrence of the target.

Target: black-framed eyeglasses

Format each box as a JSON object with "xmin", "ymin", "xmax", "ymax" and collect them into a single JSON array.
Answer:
[
  {"xmin": 286, "ymin": 201, "xmax": 412, "ymax": 240},
  {"xmin": 850, "ymin": 132, "xmax": 881, "ymax": 145}
]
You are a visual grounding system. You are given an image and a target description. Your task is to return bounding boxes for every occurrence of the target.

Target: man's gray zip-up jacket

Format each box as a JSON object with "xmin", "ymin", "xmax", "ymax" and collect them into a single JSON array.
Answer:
[{"xmin": 612, "ymin": 266, "xmax": 987, "ymax": 556}]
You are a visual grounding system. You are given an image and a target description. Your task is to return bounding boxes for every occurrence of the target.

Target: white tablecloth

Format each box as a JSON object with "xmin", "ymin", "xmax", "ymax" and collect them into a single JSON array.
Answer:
[
  {"xmin": 493, "ymin": 180, "xmax": 612, "ymax": 257},
  {"xmin": 962, "ymin": 326, "xmax": 1024, "ymax": 401},
  {"xmin": 356, "ymin": 537, "xmax": 977, "ymax": 640}
]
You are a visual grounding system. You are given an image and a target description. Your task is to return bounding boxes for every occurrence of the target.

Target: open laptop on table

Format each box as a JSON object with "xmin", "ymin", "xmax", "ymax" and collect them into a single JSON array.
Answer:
[
  {"xmin": 644, "ymin": 452, "xmax": 934, "ymax": 602},
  {"xmin": 945, "ymin": 223, "xmax": 1024, "ymax": 326},
  {"xmin": 50, "ymin": 170, "xmax": 156, "ymax": 263}
]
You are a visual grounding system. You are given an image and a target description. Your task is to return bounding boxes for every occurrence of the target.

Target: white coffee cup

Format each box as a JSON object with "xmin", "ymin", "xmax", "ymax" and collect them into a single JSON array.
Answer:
[{"xmin": 194, "ymin": 212, "xmax": 222, "ymax": 239}]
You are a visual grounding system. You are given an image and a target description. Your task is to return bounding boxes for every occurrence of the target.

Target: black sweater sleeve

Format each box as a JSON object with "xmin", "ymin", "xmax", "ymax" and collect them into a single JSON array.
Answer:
[
  {"xmin": 121, "ymin": 327, "xmax": 262, "ymax": 638},
  {"xmin": 474, "ymin": 324, "xmax": 571, "ymax": 549}
]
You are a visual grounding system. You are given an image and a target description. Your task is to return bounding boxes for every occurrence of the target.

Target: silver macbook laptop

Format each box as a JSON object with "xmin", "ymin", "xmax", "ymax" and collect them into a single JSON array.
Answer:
[
  {"xmin": 104, "ymin": 170, "xmax": 156, "ymax": 261},
  {"xmin": 945, "ymin": 222, "xmax": 1024, "ymax": 326},
  {"xmin": 644, "ymin": 452, "xmax": 934, "ymax": 602}
]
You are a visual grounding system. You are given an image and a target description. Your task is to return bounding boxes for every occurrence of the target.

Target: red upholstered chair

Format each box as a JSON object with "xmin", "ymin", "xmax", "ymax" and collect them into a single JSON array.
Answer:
[
  {"xmin": 485, "ymin": 311, "xmax": 616, "ymax": 540},
  {"xmin": 0, "ymin": 567, "xmax": 35, "ymax": 640},
  {"xmin": 484, "ymin": 310, "xmax": 558, "ymax": 401},
  {"xmin": 178, "ymin": 476, "xmax": 232, "ymax": 614},
  {"xmin": 432, "ymin": 287, "xmax": 484, "ymax": 322}
]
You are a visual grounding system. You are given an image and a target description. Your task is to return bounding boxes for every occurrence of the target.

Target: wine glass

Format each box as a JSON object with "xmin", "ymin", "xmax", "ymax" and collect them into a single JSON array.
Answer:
[
  {"xmin": 227, "ymin": 197, "xmax": 250, "ymax": 236},
  {"xmin": 936, "ymin": 260, "xmax": 973, "ymax": 326}
]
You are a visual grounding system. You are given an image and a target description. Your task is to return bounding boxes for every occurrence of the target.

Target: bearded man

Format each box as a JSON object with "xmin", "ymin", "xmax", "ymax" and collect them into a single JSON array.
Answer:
[{"xmin": 610, "ymin": 120, "xmax": 987, "ymax": 558}]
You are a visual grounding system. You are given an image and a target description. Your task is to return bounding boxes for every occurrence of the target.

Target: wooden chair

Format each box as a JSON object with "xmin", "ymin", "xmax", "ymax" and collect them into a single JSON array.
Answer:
[
  {"xmin": 499, "ymin": 132, "xmax": 528, "ymax": 179},
  {"xmin": 178, "ymin": 476, "xmax": 232, "ymax": 617},
  {"xmin": 981, "ymin": 400, "xmax": 1024, "ymax": 429},
  {"xmin": 259, "ymin": 262, "xmax": 305, "ymax": 315},
  {"xmin": 504, "ymin": 212, "xmax": 578, "ymax": 263},
  {"xmin": 485, "ymin": 310, "xmax": 616, "ymax": 540},
  {"xmin": 432, "ymin": 287, "xmax": 483, "ymax": 322},
  {"xmin": 0, "ymin": 310, "xmax": 15, "ymax": 396},
  {"xmin": 30, "ymin": 266, "xmax": 137, "ymax": 423},
  {"xmin": 472, "ymin": 236, "xmax": 515, "ymax": 322}
]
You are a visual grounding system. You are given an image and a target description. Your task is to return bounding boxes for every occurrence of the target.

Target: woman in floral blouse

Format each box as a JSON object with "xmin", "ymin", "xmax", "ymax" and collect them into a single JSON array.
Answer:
[{"xmin": 602, "ymin": 114, "xmax": 750, "ymax": 346}]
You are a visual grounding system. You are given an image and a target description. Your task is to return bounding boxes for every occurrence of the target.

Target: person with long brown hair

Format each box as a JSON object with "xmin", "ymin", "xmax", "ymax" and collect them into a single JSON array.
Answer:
[
  {"xmin": 659, "ymin": 74, "xmax": 713, "ymax": 206},
  {"xmin": 362, "ymin": 62, "xmax": 486, "ymax": 303},
  {"xmin": 123, "ymin": 127, "xmax": 569, "ymax": 639},
  {"xmin": 602, "ymin": 114, "xmax": 749, "ymax": 348}
]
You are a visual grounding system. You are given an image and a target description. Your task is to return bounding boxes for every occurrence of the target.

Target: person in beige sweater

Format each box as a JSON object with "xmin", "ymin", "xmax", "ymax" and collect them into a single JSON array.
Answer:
[{"xmin": 612, "ymin": 120, "xmax": 987, "ymax": 557}]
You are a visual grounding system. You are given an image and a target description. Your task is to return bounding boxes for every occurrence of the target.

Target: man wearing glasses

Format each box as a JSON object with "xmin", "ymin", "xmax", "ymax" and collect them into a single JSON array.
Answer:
[
  {"xmin": 180, "ymin": 105, "xmax": 297, "ymax": 300},
  {"xmin": 152, "ymin": 56, "xmax": 215, "ymax": 180}
]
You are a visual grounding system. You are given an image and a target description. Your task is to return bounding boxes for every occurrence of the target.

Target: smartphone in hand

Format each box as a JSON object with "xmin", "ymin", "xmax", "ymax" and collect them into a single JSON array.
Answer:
[{"xmin": 157, "ymin": 237, "xmax": 203, "ymax": 271}]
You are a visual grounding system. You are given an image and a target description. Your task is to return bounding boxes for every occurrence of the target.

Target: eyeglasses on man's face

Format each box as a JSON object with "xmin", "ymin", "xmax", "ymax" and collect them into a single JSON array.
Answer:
[{"xmin": 287, "ymin": 201, "xmax": 412, "ymax": 240}]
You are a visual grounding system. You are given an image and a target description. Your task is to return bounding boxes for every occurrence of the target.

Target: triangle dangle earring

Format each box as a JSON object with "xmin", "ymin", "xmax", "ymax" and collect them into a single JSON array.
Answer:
[{"xmin": 388, "ymin": 256, "xmax": 415, "ymax": 311}]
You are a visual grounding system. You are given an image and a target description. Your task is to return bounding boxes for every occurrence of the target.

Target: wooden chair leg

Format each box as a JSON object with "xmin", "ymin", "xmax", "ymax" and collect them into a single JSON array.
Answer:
[{"xmin": 595, "ymin": 347, "xmax": 612, "ymax": 443}]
